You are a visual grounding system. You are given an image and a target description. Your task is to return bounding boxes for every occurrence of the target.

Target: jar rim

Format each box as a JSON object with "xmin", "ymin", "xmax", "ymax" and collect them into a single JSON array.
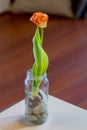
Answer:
[{"xmin": 26, "ymin": 69, "xmax": 47, "ymax": 80}]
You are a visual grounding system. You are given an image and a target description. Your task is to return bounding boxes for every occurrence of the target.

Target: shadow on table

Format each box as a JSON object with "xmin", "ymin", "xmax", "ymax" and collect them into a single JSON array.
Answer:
[{"xmin": 0, "ymin": 114, "xmax": 34, "ymax": 130}]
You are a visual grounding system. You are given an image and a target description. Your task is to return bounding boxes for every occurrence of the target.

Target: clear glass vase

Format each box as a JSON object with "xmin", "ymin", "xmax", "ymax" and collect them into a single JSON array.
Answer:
[{"xmin": 24, "ymin": 69, "xmax": 49, "ymax": 125}]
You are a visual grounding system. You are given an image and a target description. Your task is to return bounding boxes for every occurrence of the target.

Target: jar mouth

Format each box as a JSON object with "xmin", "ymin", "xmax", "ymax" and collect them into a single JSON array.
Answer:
[{"xmin": 26, "ymin": 69, "xmax": 47, "ymax": 80}]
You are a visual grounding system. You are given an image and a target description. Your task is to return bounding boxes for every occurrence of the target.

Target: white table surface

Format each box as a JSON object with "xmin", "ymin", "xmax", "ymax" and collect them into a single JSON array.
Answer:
[{"xmin": 0, "ymin": 96, "xmax": 87, "ymax": 130}]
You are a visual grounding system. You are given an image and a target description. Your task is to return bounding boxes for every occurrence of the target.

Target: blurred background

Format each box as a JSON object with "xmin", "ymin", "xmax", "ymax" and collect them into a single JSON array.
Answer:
[{"xmin": 0, "ymin": 0, "xmax": 87, "ymax": 112}]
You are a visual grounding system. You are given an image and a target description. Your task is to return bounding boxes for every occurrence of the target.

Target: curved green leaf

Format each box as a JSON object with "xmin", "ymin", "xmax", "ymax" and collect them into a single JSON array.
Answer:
[{"xmin": 32, "ymin": 27, "xmax": 49, "ymax": 96}]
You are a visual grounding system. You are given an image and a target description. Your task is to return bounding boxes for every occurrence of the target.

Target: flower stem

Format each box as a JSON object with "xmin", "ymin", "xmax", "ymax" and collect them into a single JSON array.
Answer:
[
  {"xmin": 41, "ymin": 28, "xmax": 43, "ymax": 45},
  {"xmin": 32, "ymin": 79, "xmax": 41, "ymax": 96}
]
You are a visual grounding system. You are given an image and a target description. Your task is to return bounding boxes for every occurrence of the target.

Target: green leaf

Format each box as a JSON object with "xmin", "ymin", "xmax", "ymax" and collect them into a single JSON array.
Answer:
[
  {"xmin": 32, "ymin": 33, "xmax": 41, "ymax": 76},
  {"xmin": 34, "ymin": 28, "xmax": 42, "ymax": 46},
  {"xmin": 32, "ymin": 27, "xmax": 49, "ymax": 96}
]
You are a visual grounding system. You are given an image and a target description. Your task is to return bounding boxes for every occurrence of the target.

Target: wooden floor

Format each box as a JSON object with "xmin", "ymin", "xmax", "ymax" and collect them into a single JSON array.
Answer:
[{"xmin": 0, "ymin": 13, "xmax": 87, "ymax": 111}]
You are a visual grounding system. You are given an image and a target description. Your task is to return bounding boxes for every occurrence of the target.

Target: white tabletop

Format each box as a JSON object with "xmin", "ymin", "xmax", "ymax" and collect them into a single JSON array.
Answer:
[{"xmin": 0, "ymin": 96, "xmax": 87, "ymax": 130}]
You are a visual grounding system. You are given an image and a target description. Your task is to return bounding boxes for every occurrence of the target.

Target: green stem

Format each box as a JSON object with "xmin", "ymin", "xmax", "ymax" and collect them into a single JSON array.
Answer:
[
  {"xmin": 32, "ymin": 84, "xmax": 39, "ymax": 96},
  {"xmin": 32, "ymin": 79, "xmax": 41, "ymax": 96},
  {"xmin": 41, "ymin": 28, "xmax": 43, "ymax": 45}
]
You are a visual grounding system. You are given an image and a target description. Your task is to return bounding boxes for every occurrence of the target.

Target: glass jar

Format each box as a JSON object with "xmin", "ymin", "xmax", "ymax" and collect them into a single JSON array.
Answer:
[{"xmin": 24, "ymin": 69, "xmax": 49, "ymax": 125}]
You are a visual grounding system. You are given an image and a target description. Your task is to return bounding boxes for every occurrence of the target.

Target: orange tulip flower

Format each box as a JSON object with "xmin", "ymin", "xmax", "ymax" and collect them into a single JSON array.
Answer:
[{"xmin": 30, "ymin": 12, "xmax": 48, "ymax": 28}]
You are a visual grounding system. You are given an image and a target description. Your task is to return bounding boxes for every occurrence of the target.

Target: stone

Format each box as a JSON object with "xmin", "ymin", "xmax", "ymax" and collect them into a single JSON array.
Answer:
[
  {"xmin": 33, "ymin": 103, "xmax": 46, "ymax": 115},
  {"xmin": 27, "ymin": 108, "xmax": 33, "ymax": 115},
  {"xmin": 29, "ymin": 95, "xmax": 42, "ymax": 106},
  {"xmin": 26, "ymin": 115, "xmax": 37, "ymax": 121},
  {"xmin": 36, "ymin": 113, "xmax": 48, "ymax": 123}
]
